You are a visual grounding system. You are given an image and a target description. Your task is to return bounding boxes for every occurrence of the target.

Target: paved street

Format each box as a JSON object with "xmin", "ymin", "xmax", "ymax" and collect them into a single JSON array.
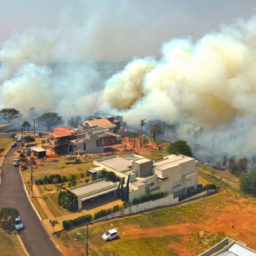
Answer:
[{"xmin": 0, "ymin": 142, "xmax": 62, "ymax": 256}]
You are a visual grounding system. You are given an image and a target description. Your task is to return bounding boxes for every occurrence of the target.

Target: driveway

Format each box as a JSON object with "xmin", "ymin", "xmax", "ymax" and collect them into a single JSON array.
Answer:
[{"xmin": 0, "ymin": 142, "xmax": 62, "ymax": 256}]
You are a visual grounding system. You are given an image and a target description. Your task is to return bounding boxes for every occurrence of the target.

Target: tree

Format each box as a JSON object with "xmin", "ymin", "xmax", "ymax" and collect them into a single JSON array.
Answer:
[
  {"xmin": 38, "ymin": 112, "xmax": 63, "ymax": 131},
  {"xmin": 68, "ymin": 116, "xmax": 82, "ymax": 128},
  {"xmin": 149, "ymin": 123, "xmax": 163, "ymax": 140},
  {"xmin": 240, "ymin": 170, "xmax": 256, "ymax": 196},
  {"xmin": 228, "ymin": 157, "xmax": 248, "ymax": 176},
  {"xmin": 0, "ymin": 108, "xmax": 20, "ymax": 123},
  {"xmin": 21, "ymin": 121, "xmax": 31, "ymax": 133},
  {"xmin": 167, "ymin": 140, "xmax": 192, "ymax": 157}
]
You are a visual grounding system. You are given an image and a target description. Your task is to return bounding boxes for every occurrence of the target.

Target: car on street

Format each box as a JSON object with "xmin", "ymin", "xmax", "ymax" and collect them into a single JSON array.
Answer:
[
  {"xmin": 13, "ymin": 158, "xmax": 20, "ymax": 167},
  {"xmin": 15, "ymin": 216, "xmax": 24, "ymax": 230},
  {"xmin": 102, "ymin": 229, "xmax": 118, "ymax": 241},
  {"xmin": 11, "ymin": 141, "xmax": 17, "ymax": 147}
]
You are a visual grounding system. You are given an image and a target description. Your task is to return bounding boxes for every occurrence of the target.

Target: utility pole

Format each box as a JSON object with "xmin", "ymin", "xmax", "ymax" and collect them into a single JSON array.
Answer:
[
  {"xmin": 85, "ymin": 223, "xmax": 89, "ymax": 256},
  {"xmin": 30, "ymin": 164, "xmax": 33, "ymax": 197},
  {"xmin": 140, "ymin": 119, "xmax": 146, "ymax": 147},
  {"xmin": 32, "ymin": 119, "xmax": 36, "ymax": 137}
]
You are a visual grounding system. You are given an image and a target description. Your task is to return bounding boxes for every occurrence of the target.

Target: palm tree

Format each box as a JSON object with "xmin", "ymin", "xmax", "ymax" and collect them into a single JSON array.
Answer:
[{"xmin": 56, "ymin": 183, "xmax": 65, "ymax": 193}]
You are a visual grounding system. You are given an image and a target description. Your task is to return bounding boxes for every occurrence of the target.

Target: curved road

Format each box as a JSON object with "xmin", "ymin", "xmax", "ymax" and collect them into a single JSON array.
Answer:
[{"xmin": 0, "ymin": 141, "xmax": 62, "ymax": 256}]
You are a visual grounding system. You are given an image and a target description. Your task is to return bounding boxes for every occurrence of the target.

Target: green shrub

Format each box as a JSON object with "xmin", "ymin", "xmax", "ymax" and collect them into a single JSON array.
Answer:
[
  {"xmin": 0, "ymin": 208, "xmax": 19, "ymax": 233},
  {"xmin": 63, "ymin": 214, "xmax": 92, "ymax": 230},
  {"xmin": 132, "ymin": 192, "xmax": 166, "ymax": 205},
  {"xmin": 58, "ymin": 191, "xmax": 78, "ymax": 212},
  {"xmin": 98, "ymin": 170, "xmax": 119, "ymax": 182},
  {"xmin": 35, "ymin": 174, "xmax": 68, "ymax": 185},
  {"xmin": 93, "ymin": 205, "xmax": 120, "ymax": 220}
]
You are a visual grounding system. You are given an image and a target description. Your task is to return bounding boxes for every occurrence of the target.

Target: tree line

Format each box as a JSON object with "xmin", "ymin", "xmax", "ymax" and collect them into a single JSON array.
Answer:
[{"xmin": 0, "ymin": 108, "xmax": 85, "ymax": 131}]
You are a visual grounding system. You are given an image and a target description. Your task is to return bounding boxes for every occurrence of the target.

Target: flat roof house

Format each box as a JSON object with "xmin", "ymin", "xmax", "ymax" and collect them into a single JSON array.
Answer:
[
  {"xmin": 199, "ymin": 237, "xmax": 256, "ymax": 256},
  {"xmin": 94, "ymin": 154, "xmax": 197, "ymax": 202}
]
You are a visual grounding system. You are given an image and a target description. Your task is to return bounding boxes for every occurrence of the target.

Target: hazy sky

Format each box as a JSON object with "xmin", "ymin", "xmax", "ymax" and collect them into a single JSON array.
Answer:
[{"xmin": 1, "ymin": 0, "xmax": 256, "ymax": 59}]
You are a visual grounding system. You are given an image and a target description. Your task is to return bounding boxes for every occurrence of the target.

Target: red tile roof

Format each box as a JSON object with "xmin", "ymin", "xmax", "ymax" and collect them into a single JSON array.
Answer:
[{"xmin": 51, "ymin": 126, "xmax": 74, "ymax": 139}]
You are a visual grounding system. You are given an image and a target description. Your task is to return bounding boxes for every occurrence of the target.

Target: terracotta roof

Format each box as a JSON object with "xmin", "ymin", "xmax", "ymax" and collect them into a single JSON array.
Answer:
[
  {"xmin": 51, "ymin": 126, "xmax": 74, "ymax": 139},
  {"xmin": 84, "ymin": 118, "xmax": 115, "ymax": 129}
]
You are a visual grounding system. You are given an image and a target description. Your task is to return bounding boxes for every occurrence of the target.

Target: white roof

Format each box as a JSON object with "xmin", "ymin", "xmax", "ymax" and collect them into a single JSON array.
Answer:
[
  {"xmin": 228, "ymin": 244, "xmax": 256, "ymax": 256},
  {"xmin": 30, "ymin": 147, "xmax": 46, "ymax": 153},
  {"xmin": 108, "ymin": 229, "xmax": 118, "ymax": 234}
]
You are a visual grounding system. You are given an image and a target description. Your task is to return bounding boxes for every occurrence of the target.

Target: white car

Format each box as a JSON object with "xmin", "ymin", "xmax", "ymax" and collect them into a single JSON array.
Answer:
[
  {"xmin": 102, "ymin": 229, "xmax": 118, "ymax": 241},
  {"xmin": 15, "ymin": 216, "xmax": 24, "ymax": 230}
]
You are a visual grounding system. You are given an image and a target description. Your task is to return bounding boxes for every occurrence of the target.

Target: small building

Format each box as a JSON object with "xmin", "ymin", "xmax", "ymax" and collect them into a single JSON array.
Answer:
[
  {"xmin": 199, "ymin": 237, "xmax": 256, "ymax": 256},
  {"xmin": 69, "ymin": 180, "xmax": 118, "ymax": 210},
  {"xmin": 30, "ymin": 147, "xmax": 46, "ymax": 158}
]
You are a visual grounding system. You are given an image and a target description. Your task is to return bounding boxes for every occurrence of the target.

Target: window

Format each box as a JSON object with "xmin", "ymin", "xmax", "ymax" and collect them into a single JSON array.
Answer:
[
  {"xmin": 150, "ymin": 182, "xmax": 154, "ymax": 186},
  {"xmin": 83, "ymin": 143, "xmax": 86, "ymax": 150},
  {"xmin": 96, "ymin": 139, "xmax": 99, "ymax": 147}
]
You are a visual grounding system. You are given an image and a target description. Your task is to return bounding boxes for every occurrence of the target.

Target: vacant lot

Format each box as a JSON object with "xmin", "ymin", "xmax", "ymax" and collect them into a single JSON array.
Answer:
[
  {"xmin": 56, "ymin": 166, "xmax": 256, "ymax": 256},
  {"xmin": 0, "ymin": 228, "xmax": 26, "ymax": 256}
]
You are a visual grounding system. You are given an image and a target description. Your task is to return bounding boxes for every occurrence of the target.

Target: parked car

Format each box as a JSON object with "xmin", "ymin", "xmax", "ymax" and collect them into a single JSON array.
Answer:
[
  {"xmin": 11, "ymin": 142, "xmax": 17, "ymax": 147},
  {"xmin": 15, "ymin": 216, "xmax": 24, "ymax": 230},
  {"xmin": 13, "ymin": 158, "xmax": 20, "ymax": 167},
  {"xmin": 102, "ymin": 229, "xmax": 118, "ymax": 241}
]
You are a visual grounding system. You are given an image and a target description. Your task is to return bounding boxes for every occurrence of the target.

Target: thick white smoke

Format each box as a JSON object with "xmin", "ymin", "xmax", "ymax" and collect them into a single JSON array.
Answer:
[
  {"xmin": 2, "ymin": 9, "xmax": 256, "ymax": 161},
  {"xmin": 103, "ymin": 16, "xmax": 256, "ymax": 160}
]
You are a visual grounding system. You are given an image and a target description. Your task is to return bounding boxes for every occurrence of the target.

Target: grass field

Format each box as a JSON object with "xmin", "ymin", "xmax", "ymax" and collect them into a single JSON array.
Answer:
[
  {"xmin": 56, "ymin": 165, "xmax": 256, "ymax": 256},
  {"xmin": 0, "ymin": 228, "xmax": 26, "ymax": 256}
]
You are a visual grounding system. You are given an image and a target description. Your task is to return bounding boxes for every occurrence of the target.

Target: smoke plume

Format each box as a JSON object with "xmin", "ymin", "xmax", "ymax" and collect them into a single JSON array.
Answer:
[{"xmin": 1, "ymin": 5, "xmax": 256, "ymax": 161}]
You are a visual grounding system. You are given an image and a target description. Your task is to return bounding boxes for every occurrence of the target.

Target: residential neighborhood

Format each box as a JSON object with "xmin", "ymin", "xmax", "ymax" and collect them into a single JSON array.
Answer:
[{"xmin": 2, "ymin": 1, "xmax": 256, "ymax": 255}]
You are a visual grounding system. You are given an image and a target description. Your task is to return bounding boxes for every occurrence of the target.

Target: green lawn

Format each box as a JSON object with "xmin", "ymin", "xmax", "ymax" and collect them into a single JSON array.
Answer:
[{"xmin": 0, "ymin": 228, "xmax": 26, "ymax": 256}]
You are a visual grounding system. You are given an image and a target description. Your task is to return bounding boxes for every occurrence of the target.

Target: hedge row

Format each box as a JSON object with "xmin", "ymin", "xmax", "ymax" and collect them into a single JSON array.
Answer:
[
  {"xmin": 35, "ymin": 174, "xmax": 67, "ymax": 185},
  {"xmin": 63, "ymin": 214, "xmax": 92, "ymax": 230},
  {"xmin": 94, "ymin": 205, "xmax": 120, "ymax": 220},
  {"xmin": 179, "ymin": 183, "xmax": 217, "ymax": 201},
  {"xmin": 132, "ymin": 192, "xmax": 166, "ymax": 205},
  {"xmin": 62, "ymin": 205, "xmax": 120, "ymax": 230}
]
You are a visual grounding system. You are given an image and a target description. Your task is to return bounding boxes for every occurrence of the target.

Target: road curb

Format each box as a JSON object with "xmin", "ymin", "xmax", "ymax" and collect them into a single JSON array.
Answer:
[
  {"xmin": 16, "ymin": 233, "xmax": 30, "ymax": 256},
  {"xmin": 18, "ymin": 168, "xmax": 42, "ymax": 221}
]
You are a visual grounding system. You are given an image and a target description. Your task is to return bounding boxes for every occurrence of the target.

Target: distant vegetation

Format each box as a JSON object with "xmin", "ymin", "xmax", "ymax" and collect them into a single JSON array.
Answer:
[
  {"xmin": 167, "ymin": 140, "xmax": 192, "ymax": 157},
  {"xmin": 227, "ymin": 156, "xmax": 248, "ymax": 176},
  {"xmin": 35, "ymin": 174, "xmax": 68, "ymax": 185}
]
